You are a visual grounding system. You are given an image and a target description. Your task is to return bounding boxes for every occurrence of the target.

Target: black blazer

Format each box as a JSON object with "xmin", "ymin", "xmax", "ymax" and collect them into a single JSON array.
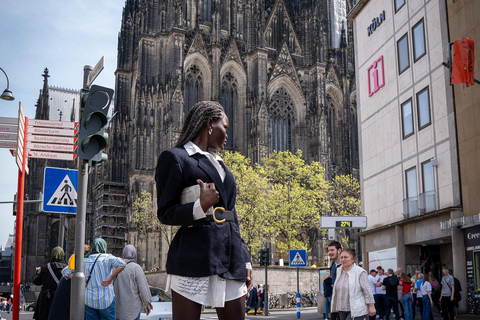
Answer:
[{"xmin": 155, "ymin": 146, "xmax": 250, "ymax": 281}]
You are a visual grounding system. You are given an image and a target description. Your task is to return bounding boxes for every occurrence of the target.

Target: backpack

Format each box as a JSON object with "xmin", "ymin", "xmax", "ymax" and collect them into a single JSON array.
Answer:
[{"xmin": 453, "ymin": 277, "xmax": 462, "ymax": 301}]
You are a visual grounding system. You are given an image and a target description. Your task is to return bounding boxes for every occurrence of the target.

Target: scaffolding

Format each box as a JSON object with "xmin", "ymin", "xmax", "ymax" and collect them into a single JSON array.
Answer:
[{"xmin": 93, "ymin": 182, "xmax": 127, "ymax": 256}]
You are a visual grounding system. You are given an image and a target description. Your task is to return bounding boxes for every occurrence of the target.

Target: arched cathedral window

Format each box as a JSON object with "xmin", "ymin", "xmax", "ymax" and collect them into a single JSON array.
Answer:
[
  {"xmin": 185, "ymin": 64, "xmax": 203, "ymax": 113},
  {"xmin": 269, "ymin": 87, "xmax": 294, "ymax": 152},
  {"xmin": 203, "ymin": 0, "xmax": 212, "ymax": 23},
  {"xmin": 220, "ymin": 72, "xmax": 237, "ymax": 150}
]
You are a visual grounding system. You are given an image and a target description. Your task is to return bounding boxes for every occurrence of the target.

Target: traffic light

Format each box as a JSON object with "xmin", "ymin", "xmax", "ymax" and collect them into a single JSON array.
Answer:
[
  {"xmin": 78, "ymin": 85, "xmax": 114, "ymax": 161},
  {"xmin": 259, "ymin": 248, "xmax": 270, "ymax": 266}
]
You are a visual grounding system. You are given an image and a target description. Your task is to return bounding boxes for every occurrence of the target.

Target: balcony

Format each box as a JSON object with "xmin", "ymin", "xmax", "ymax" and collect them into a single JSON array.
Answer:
[
  {"xmin": 403, "ymin": 196, "xmax": 418, "ymax": 218},
  {"xmin": 418, "ymin": 190, "xmax": 436, "ymax": 213}
]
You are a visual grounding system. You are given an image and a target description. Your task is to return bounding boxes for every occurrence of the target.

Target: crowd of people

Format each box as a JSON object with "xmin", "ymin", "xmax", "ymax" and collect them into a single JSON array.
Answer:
[
  {"xmin": 324, "ymin": 241, "xmax": 462, "ymax": 320},
  {"xmin": 31, "ymin": 239, "xmax": 152, "ymax": 320}
]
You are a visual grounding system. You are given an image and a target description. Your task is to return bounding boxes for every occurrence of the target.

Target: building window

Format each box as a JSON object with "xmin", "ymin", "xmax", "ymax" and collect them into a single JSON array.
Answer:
[
  {"xmin": 404, "ymin": 167, "xmax": 418, "ymax": 217},
  {"xmin": 417, "ymin": 87, "xmax": 431, "ymax": 129},
  {"xmin": 421, "ymin": 160, "xmax": 436, "ymax": 212},
  {"xmin": 220, "ymin": 72, "xmax": 237, "ymax": 150},
  {"xmin": 412, "ymin": 19, "xmax": 426, "ymax": 62},
  {"xmin": 395, "ymin": 0, "xmax": 405, "ymax": 12},
  {"xmin": 401, "ymin": 99, "xmax": 414, "ymax": 139},
  {"xmin": 397, "ymin": 33, "xmax": 410, "ymax": 74},
  {"xmin": 269, "ymin": 87, "xmax": 294, "ymax": 152},
  {"xmin": 203, "ymin": 0, "xmax": 212, "ymax": 23},
  {"xmin": 185, "ymin": 65, "xmax": 203, "ymax": 113}
]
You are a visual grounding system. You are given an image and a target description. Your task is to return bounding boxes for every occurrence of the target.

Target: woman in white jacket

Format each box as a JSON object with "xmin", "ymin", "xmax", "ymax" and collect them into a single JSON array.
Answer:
[{"xmin": 331, "ymin": 248, "xmax": 376, "ymax": 320}]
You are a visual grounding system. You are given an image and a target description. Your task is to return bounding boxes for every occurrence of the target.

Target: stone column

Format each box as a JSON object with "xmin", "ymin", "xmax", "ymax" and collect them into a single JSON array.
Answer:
[
  {"xmin": 395, "ymin": 225, "xmax": 405, "ymax": 271},
  {"xmin": 451, "ymin": 210, "xmax": 467, "ymax": 312}
]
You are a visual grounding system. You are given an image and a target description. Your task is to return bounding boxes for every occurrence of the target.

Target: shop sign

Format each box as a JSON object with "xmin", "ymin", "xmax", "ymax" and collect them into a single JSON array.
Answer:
[
  {"xmin": 367, "ymin": 10, "xmax": 385, "ymax": 36},
  {"xmin": 368, "ymin": 55, "xmax": 385, "ymax": 97}
]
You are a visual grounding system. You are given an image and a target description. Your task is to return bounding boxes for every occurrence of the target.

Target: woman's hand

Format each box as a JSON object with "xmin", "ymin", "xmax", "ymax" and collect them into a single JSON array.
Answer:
[
  {"xmin": 368, "ymin": 304, "xmax": 376, "ymax": 316},
  {"xmin": 246, "ymin": 268, "xmax": 253, "ymax": 292},
  {"xmin": 197, "ymin": 179, "xmax": 219, "ymax": 212}
]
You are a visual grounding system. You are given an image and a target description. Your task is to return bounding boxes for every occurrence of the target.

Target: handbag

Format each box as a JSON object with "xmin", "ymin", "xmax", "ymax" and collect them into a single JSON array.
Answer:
[{"xmin": 85, "ymin": 254, "xmax": 102, "ymax": 287}]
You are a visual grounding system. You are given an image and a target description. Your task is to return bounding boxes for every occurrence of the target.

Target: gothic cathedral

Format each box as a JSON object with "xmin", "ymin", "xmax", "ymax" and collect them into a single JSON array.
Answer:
[{"xmin": 100, "ymin": 0, "xmax": 358, "ymax": 270}]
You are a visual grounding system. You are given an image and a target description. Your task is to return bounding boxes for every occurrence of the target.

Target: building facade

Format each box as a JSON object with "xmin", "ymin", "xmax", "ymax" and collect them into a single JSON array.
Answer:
[
  {"xmin": 101, "ymin": 0, "xmax": 359, "ymax": 270},
  {"xmin": 444, "ymin": 0, "xmax": 480, "ymax": 314},
  {"xmin": 348, "ymin": 0, "xmax": 467, "ymax": 311}
]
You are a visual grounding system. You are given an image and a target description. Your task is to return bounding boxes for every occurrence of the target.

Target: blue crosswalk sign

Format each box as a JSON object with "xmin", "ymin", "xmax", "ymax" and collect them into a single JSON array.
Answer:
[
  {"xmin": 289, "ymin": 249, "xmax": 307, "ymax": 267},
  {"xmin": 43, "ymin": 167, "xmax": 78, "ymax": 214}
]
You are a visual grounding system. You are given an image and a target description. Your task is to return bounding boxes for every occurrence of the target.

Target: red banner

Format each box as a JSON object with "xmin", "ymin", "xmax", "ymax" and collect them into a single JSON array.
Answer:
[{"xmin": 451, "ymin": 37, "xmax": 475, "ymax": 87}]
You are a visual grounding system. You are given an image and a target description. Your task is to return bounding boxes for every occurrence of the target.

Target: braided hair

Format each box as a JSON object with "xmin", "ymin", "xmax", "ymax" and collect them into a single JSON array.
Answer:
[{"xmin": 175, "ymin": 101, "xmax": 225, "ymax": 147}]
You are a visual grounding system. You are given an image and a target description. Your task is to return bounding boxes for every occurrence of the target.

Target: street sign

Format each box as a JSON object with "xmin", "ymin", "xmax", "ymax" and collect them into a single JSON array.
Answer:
[
  {"xmin": 0, "ymin": 133, "xmax": 17, "ymax": 140},
  {"xmin": 0, "ymin": 125, "xmax": 17, "ymax": 133},
  {"xmin": 43, "ymin": 167, "xmax": 78, "ymax": 214},
  {"xmin": 87, "ymin": 56, "xmax": 105, "ymax": 87},
  {"xmin": 28, "ymin": 119, "xmax": 78, "ymax": 129},
  {"xmin": 27, "ymin": 142, "xmax": 77, "ymax": 152},
  {"xmin": 0, "ymin": 117, "xmax": 18, "ymax": 125},
  {"xmin": 27, "ymin": 135, "xmax": 77, "ymax": 145},
  {"xmin": 289, "ymin": 249, "xmax": 307, "ymax": 267},
  {"xmin": 320, "ymin": 216, "xmax": 367, "ymax": 229},
  {"xmin": 29, "ymin": 127, "xmax": 78, "ymax": 137},
  {"xmin": 0, "ymin": 141, "xmax": 17, "ymax": 149},
  {"xmin": 29, "ymin": 151, "xmax": 78, "ymax": 161}
]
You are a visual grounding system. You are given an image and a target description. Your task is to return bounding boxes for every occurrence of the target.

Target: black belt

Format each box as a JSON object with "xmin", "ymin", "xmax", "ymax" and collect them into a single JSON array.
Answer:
[{"xmin": 190, "ymin": 207, "xmax": 235, "ymax": 226}]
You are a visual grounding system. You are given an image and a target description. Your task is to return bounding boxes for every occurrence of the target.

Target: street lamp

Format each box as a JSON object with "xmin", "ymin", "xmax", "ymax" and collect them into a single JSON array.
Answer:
[{"xmin": 0, "ymin": 67, "xmax": 15, "ymax": 101}]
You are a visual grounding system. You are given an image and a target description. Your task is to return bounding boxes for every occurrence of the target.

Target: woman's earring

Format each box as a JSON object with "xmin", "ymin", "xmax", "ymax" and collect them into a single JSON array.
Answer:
[{"xmin": 209, "ymin": 128, "xmax": 213, "ymax": 135}]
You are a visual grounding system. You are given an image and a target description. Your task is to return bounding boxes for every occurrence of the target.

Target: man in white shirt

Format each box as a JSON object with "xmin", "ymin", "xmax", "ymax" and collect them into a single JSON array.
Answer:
[
  {"xmin": 368, "ymin": 269, "xmax": 378, "ymax": 320},
  {"xmin": 375, "ymin": 267, "xmax": 387, "ymax": 320}
]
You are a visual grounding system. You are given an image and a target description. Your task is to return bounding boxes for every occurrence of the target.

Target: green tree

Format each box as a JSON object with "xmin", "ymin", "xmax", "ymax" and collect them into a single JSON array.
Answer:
[
  {"xmin": 222, "ymin": 151, "xmax": 270, "ymax": 257},
  {"xmin": 259, "ymin": 150, "xmax": 329, "ymax": 253},
  {"xmin": 131, "ymin": 189, "xmax": 178, "ymax": 246}
]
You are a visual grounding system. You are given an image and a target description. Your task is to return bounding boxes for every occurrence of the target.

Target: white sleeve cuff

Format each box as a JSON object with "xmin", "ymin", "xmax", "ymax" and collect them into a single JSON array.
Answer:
[
  {"xmin": 192, "ymin": 199, "xmax": 213, "ymax": 220},
  {"xmin": 246, "ymin": 262, "xmax": 252, "ymax": 270}
]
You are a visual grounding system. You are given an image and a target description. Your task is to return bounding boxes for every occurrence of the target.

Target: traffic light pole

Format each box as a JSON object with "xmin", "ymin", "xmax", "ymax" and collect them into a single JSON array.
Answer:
[
  {"xmin": 264, "ymin": 242, "xmax": 269, "ymax": 316},
  {"xmin": 70, "ymin": 65, "xmax": 92, "ymax": 320}
]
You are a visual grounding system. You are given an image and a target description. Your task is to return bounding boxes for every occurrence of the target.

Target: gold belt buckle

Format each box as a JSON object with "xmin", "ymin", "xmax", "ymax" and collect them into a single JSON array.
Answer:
[{"xmin": 213, "ymin": 207, "xmax": 226, "ymax": 224}]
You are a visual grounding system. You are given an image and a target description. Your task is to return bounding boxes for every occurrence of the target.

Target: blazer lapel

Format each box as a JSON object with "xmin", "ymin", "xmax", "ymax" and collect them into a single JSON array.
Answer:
[{"xmin": 195, "ymin": 154, "xmax": 228, "ymax": 207}]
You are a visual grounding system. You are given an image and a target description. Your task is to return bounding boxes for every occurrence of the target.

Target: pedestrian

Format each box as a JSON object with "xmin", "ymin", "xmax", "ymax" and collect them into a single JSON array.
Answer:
[
  {"xmin": 327, "ymin": 241, "xmax": 342, "ymax": 320},
  {"xmin": 367, "ymin": 270, "xmax": 377, "ymax": 320},
  {"xmin": 399, "ymin": 273, "xmax": 413, "ymax": 320},
  {"xmin": 439, "ymin": 266, "xmax": 455, "ymax": 320},
  {"xmin": 155, "ymin": 101, "xmax": 252, "ymax": 320},
  {"xmin": 257, "ymin": 284, "xmax": 264, "ymax": 314},
  {"xmin": 62, "ymin": 238, "xmax": 126, "ymax": 320},
  {"xmin": 324, "ymin": 273, "xmax": 334, "ymax": 320},
  {"xmin": 428, "ymin": 272, "xmax": 441, "ymax": 318},
  {"xmin": 113, "ymin": 244, "xmax": 152, "ymax": 320},
  {"xmin": 420, "ymin": 274, "xmax": 433, "ymax": 320},
  {"xmin": 330, "ymin": 248, "xmax": 376, "ymax": 320},
  {"xmin": 33, "ymin": 246, "xmax": 67, "ymax": 320},
  {"xmin": 246, "ymin": 285, "xmax": 258, "ymax": 315},
  {"xmin": 382, "ymin": 268, "xmax": 400, "ymax": 320},
  {"xmin": 374, "ymin": 267, "xmax": 387, "ymax": 320},
  {"xmin": 415, "ymin": 274, "xmax": 424, "ymax": 320}
]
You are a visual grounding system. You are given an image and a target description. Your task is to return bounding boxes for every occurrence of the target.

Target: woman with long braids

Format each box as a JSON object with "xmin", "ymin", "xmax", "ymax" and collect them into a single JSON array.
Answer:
[{"xmin": 155, "ymin": 101, "xmax": 252, "ymax": 320}]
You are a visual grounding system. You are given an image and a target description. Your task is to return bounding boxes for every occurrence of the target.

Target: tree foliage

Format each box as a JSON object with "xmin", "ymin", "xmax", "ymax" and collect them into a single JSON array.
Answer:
[{"xmin": 131, "ymin": 189, "xmax": 178, "ymax": 246}]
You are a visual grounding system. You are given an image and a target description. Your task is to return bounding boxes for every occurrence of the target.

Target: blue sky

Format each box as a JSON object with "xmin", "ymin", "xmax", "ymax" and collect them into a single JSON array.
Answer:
[{"xmin": 0, "ymin": 1, "xmax": 124, "ymax": 247}]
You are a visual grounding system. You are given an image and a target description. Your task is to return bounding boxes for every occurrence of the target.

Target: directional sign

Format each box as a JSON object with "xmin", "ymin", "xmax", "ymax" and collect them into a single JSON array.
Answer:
[
  {"xmin": 0, "ymin": 117, "xmax": 18, "ymax": 125},
  {"xmin": 0, "ymin": 133, "xmax": 17, "ymax": 140},
  {"xmin": 43, "ymin": 167, "xmax": 78, "ymax": 214},
  {"xmin": 0, "ymin": 141, "xmax": 17, "ymax": 149},
  {"xmin": 29, "ymin": 151, "xmax": 77, "ymax": 161},
  {"xmin": 320, "ymin": 216, "xmax": 367, "ymax": 229},
  {"xmin": 27, "ymin": 135, "xmax": 77, "ymax": 145},
  {"xmin": 29, "ymin": 127, "xmax": 78, "ymax": 137},
  {"xmin": 28, "ymin": 119, "xmax": 78, "ymax": 129},
  {"xmin": 87, "ymin": 56, "xmax": 105, "ymax": 87},
  {"xmin": 27, "ymin": 142, "xmax": 77, "ymax": 153},
  {"xmin": 289, "ymin": 249, "xmax": 307, "ymax": 267},
  {"xmin": 0, "ymin": 125, "xmax": 17, "ymax": 133}
]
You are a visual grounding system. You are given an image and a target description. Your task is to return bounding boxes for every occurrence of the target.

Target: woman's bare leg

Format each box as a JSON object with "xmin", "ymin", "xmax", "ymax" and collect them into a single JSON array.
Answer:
[
  {"xmin": 172, "ymin": 290, "xmax": 202, "ymax": 320},
  {"xmin": 216, "ymin": 296, "xmax": 246, "ymax": 320}
]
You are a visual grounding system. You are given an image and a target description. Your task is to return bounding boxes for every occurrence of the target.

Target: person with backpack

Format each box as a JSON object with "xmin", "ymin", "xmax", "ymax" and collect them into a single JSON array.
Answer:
[
  {"xmin": 448, "ymin": 269, "xmax": 462, "ymax": 318},
  {"xmin": 32, "ymin": 246, "xmax": 67, "ymax": 320}
]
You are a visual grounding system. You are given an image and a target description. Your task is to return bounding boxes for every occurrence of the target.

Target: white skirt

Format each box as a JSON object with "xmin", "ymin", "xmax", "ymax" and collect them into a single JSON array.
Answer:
[{"xmin": 166, "ymin": 274, "xmax": 247, "ymax": 308}]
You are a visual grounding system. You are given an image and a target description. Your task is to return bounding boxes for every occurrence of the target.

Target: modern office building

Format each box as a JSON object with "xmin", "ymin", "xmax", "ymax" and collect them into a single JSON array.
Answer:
[{"xmin": 348, "ymin": 0, "xmax": 467, "ymax": 311}]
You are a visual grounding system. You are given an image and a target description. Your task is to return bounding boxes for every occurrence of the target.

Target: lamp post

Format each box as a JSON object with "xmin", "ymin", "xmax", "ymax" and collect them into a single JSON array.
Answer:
[{"xmin": 0, "ymin": 67, "xmax": 15, "ymax": 101}]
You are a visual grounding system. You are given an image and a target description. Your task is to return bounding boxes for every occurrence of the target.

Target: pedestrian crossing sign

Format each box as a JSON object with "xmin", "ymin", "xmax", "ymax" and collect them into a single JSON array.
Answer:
[
  {"xmin": 43, "ymin": 167, "xmax": 78, "ymax": 214},
  {"xmin": 289, "ymin": 249, "xmax": 307, "ymax": 267}
]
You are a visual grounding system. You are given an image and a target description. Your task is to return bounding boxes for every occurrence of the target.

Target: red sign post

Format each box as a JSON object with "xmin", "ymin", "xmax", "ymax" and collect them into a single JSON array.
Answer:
[{"xmin": 13, "ymin": 103, "xmax": 27, "ymax": 320}]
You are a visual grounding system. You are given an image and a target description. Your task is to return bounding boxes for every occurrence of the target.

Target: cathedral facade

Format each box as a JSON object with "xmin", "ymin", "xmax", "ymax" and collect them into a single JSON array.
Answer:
[{"xmin": 104, "ymin": 0, "xmax": 358, "ymax": 270}]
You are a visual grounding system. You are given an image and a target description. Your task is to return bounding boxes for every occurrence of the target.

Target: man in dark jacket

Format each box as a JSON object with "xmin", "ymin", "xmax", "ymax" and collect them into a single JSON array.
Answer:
[
  {"xmin": 382, "ymin": 268, "xmax": 400, "ymax": 320},
  {"xmin": 324, "ymin": 273, "xmax": 333, "ymax": 320}
]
